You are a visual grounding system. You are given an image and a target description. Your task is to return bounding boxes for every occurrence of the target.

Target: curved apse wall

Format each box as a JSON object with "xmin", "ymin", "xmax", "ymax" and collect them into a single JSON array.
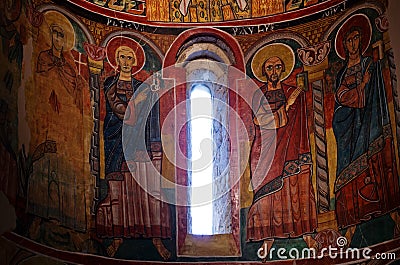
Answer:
[{"xmin": 0, "ymin": 0, "xmax": 400, "ymax": 264}]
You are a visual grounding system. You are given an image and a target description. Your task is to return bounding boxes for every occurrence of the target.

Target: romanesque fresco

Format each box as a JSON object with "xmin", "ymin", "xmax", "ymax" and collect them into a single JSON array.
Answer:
[
  {"xmin": 0, "ymin": 0, "xmax": 400, "ymax": 264},
  {"xmin": 70, "ymin": 0, "xmax": 328, "ymax": 22},
  {"xmin": 95, "ymin": 35, "xmax": 172, "ymax": 260},
  {"xmin": 246, "ymin": 43, "xmax": 317, "ymax": 251},
  {"xmin": 21, "ymin": 7, "xmax": 93, "ymax": 251},
  {"xmin": 0, "ymin": 0, "xmax": 22, "ymax": 211},
  {"xmin": 331, "ymin": 13, "xmax": 400, "ymax": 239},
  {"xmin": 27, "ymin": 10, "xmax": 88, "ymax": 232}
]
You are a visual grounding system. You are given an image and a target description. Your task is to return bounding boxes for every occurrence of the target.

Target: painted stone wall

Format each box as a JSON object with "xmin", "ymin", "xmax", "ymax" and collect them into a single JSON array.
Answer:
[{"xmin": 0, "ymin": 0, "xmax": 400, "ymax": 264}]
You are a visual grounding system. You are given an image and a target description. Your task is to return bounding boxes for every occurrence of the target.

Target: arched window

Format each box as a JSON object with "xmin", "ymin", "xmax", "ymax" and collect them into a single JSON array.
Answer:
[
  {"xmin": 163, "ymin": 31, "xmax": 244, "ymax": 256},
  {"xmin": 188, "ymin": 82, "xmax": 232, "ymax": 236},
  {"xmin": 189, "ymin": 84, "xmax": 213, "ymax": 235}
]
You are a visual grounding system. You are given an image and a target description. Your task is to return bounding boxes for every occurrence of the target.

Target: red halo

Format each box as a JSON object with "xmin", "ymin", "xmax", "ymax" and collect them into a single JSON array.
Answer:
[
  {"xmin": 106, "ymin": 36, "xmax": 145, "ymax": 74},
  {"xmin": 335, "ymin": 14, "xmax": 372, "ymax": 60}
]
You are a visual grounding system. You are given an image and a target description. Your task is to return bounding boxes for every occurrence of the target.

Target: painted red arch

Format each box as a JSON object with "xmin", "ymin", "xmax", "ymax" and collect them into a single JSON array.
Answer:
[
  {"xmin": 161, "ymin": 27, "xmax": 247, "ymax": 255},
  {"xmin": 163, "ymin": 27, "xmax": 245, "ymax": 74}
]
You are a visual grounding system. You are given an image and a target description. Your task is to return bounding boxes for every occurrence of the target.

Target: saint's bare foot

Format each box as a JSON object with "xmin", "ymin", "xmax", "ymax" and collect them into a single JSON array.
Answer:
[
  {"xmin": 152, "ymin": 238, "xmax": 171, "ymax": 261},
  {"xmin": 107, "ymin": 238, "xmax": 123, "ymax": 257}
]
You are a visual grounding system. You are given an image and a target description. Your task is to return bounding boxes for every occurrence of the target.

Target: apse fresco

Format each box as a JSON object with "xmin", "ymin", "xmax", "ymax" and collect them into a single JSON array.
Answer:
[
  {"xmin": 0, "ymin": 0, "xmax": 400, "ymax": 264},
  {"xmin": 71, "ymin": 0, "xmax": 325, "ymax": 22},
  {"xmin": 246, "ymin": 43, "xmax": 317, "ymax": 248},
  {"xmin": 96, "ymin": 35, "xmax": 172, "ymax": 259},
  {"xmin": 27, "ymin": 10, "xmax": 90, "ymax": 233}
]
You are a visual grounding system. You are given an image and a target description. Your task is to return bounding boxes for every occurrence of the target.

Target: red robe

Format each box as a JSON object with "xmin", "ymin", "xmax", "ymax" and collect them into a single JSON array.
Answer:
[{"xmin": 247, "ymin": 83, "xmax": 317, "ymax": 240}]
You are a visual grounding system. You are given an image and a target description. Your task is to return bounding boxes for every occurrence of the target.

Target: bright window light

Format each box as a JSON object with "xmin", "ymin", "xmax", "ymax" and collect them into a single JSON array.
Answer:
[{"xmin": 190, "ymin": 84, "xmax": 213, "ymax": 235}]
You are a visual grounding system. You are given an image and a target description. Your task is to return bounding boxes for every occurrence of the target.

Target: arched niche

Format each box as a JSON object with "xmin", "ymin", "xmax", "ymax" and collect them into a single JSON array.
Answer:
[{"xmin": 162, "ymin": 27, "xmax": 246, "ymax": 257}]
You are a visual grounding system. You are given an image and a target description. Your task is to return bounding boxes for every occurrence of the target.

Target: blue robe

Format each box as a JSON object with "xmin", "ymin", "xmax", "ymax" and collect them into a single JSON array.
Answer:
[
  {"xmin": 333, "ymin": 56, "xmax": 400, "ymax": 227},
  {"xmin": 103, "ymin": 74, "xmax": 160, "ymax": 175}
]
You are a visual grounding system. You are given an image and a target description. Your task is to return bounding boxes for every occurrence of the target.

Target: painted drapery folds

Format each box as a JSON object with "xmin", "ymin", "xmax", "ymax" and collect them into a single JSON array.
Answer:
[
  {"xmin": 1, "ymin": 0, "xmax": 400, "ymax": 264},
  {"xmin": 332, "ymin": 13, "xmax": 400, "ymax": 230},
  {"xmin": 95, "ymin": 36, "xmax": 172, "ymax": 259},
  {"xmin": 26, "ymin": 10, "xmax": 90, "ymax": 232},
  {"xmin": 247, "ymin": 43, "xmax": 317, "ymax": 243}
]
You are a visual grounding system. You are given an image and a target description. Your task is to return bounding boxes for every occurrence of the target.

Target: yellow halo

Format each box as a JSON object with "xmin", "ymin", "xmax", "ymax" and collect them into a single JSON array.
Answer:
[
  {"xmin": 251, "ymin": 43, "xmax": 295, "ymax": 82},
  {"xmin": 41, "ymin": 10, "xmax": 75, "ymax": 52}
]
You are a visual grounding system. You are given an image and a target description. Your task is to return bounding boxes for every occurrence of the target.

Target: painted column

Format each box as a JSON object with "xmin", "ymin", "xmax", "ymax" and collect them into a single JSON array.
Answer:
[
  {"xmin": 83, "ymin": 43, "xmax": 106, "ymax": 215},
  {"xmin": 377, "ymin": 14, "xmax": 400, "ymax": 162},
  {"xmin": 299, "ymin": 41, "xmax": 331, "ymax": 215}
]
